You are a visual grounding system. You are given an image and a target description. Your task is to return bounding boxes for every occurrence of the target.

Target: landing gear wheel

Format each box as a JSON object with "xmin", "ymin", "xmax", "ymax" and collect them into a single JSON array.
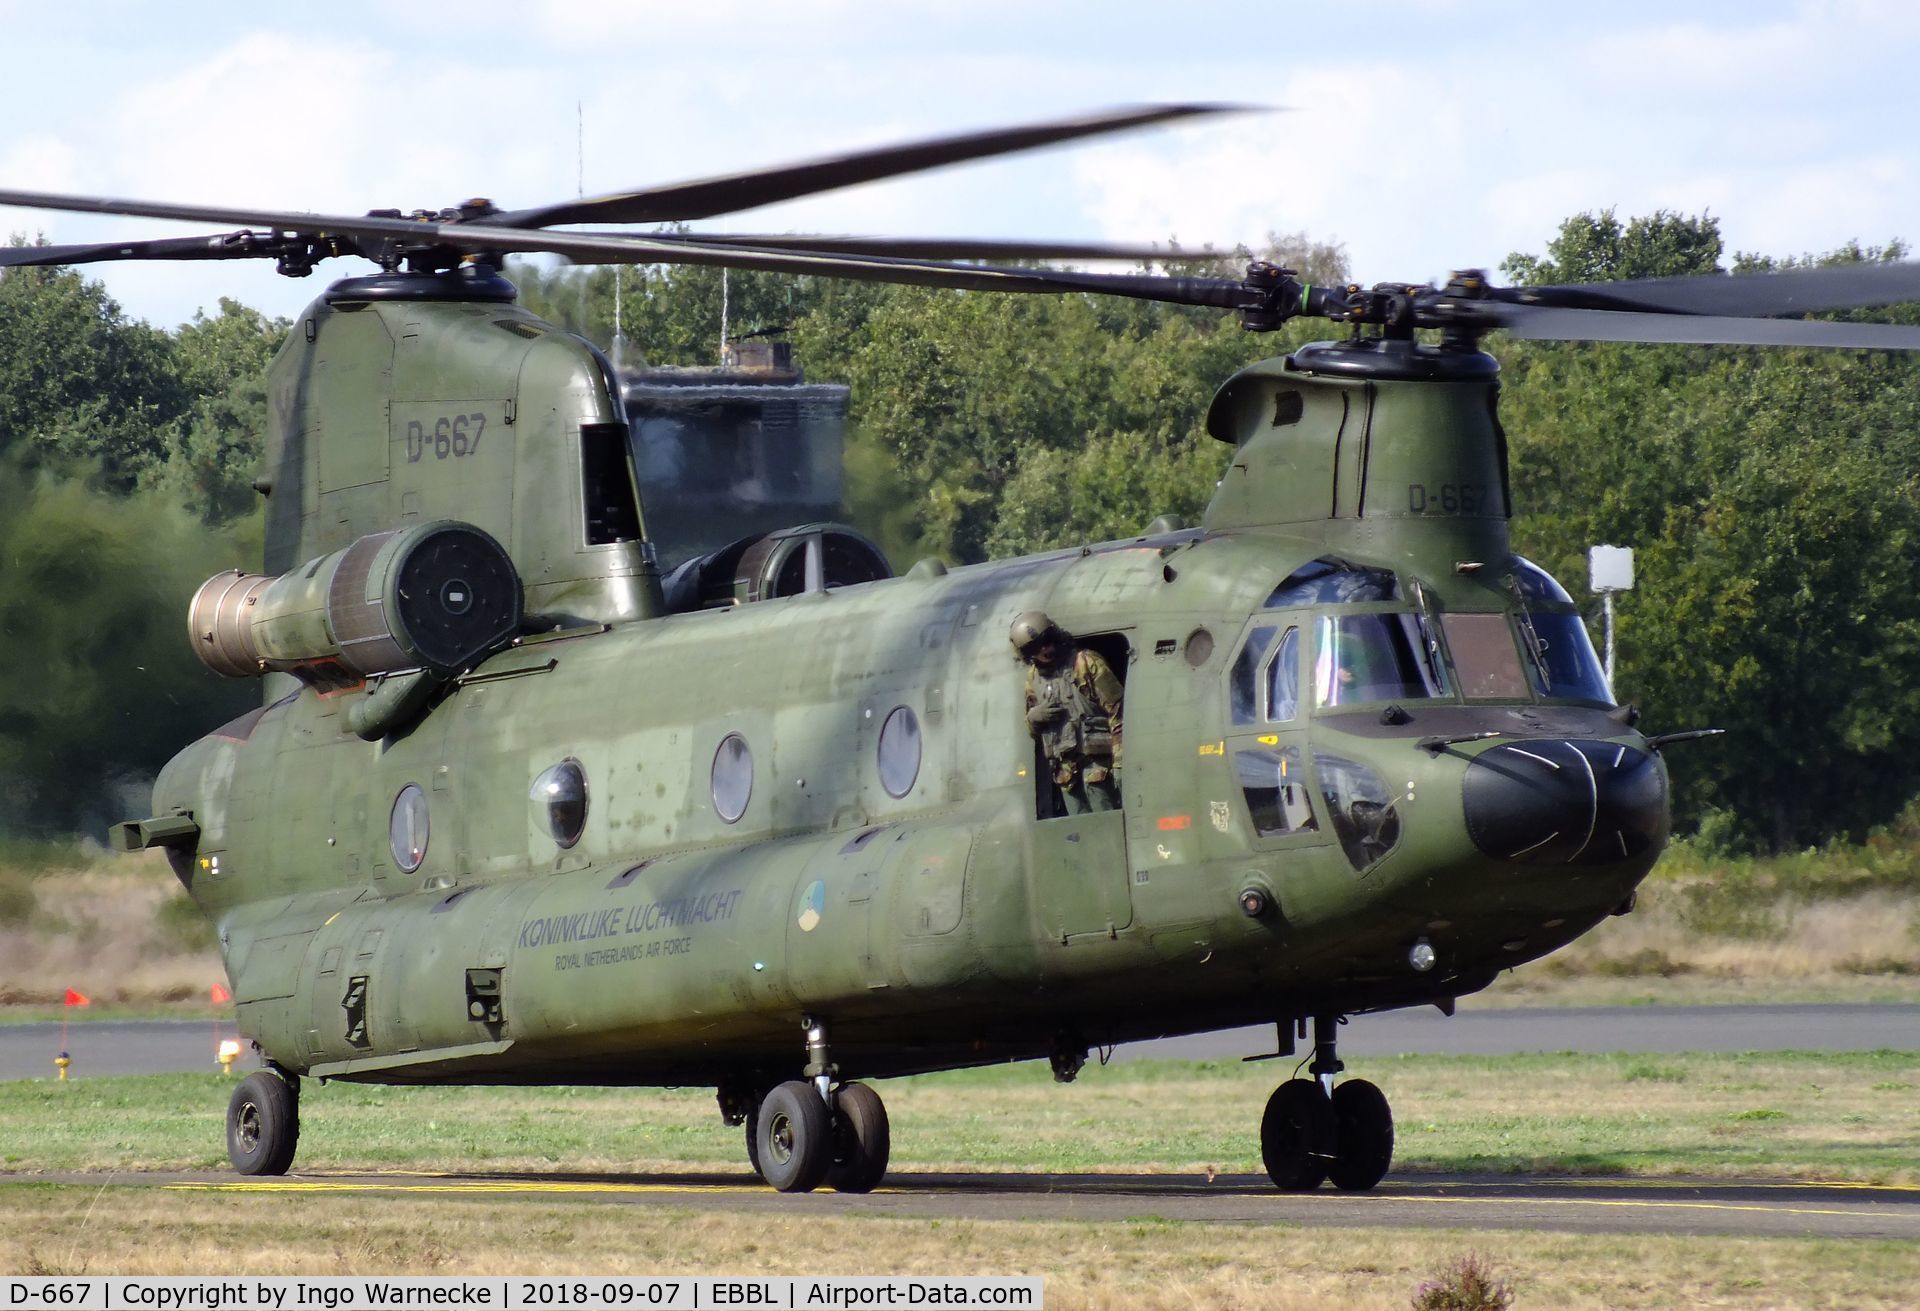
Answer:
[
  {"xmin": 755, "ymin": 1080, "xmax": 830, "ymax": 1193},
  {"xmin": 827, "ymin": 1082, "xmax": 891, "ymax": 1194},
  {"xmin": 227, "ymin": 1069, "xmax": 299, "ymax": 1176},
  {"xmin": 1260, "ymin": 1078, "xmax": 1332, "ymax": 1191},
  {"xmin": 1328, "ymin": 1078, "xmax": 1394, "ymax": 1192}
]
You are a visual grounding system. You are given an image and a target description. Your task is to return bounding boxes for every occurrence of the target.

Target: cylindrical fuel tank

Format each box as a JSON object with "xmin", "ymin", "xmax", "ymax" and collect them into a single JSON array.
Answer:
[{"xmin": 190, "ymin": 520, "xmax": 521, "ymax": 680}]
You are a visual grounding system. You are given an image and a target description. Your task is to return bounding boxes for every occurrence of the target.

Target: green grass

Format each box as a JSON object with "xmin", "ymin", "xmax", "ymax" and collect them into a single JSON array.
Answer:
[{"xmin": 2, "ymin": 1050, "xmax": 1916, "ymax": 1182}]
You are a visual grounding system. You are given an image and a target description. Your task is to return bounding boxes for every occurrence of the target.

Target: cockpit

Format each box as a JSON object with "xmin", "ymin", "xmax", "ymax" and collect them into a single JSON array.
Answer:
[
  {"xmin": 1241, "ymin": 555, "xmax": 1612, "ymax": 716},
  {"xmin": 1222, "ymin": 554, "xmax": 1614, "ymax": 873}
]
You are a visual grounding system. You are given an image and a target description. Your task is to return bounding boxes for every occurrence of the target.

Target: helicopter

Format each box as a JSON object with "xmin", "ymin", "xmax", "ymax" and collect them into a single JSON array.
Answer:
[{"xmin": 7, "ymin": 104, "xmax": 1920, "ymax": 1195}]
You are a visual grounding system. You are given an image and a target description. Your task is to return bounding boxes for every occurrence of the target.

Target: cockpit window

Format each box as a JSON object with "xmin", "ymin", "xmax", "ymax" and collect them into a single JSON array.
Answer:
[
  {"xmin": 1267, "ymin": 627, "xmax": 1301, "ymax": 721},
  {"xmin": 1511, "ymin": 556, "xmax": 1573, "ymax": 604},
  {"xmin": 1230, "ymin": 626, "xmax": 1277, "ymax": 725},
  {"xmin": 1441, "ymin": 613, "xmax": 1531, "ymax": 699},
  {"xmin": 1232, "ymin": 625, "xmax": 1303, "ymax": 723},
  {"xmin": 1314, "ymin": 614, "xmax": 1449, "ymax": 707},
  {"xmin": 1521, "ymin": 611, "xmax": 1613, "ymax": 702},
  {"xmin": 1503, "ymin": 558, "xmax": 1613, "ymax": 702},
  {"xmin": 1265, "ymin": 558, "xmax": 1399, "ymax": 608}
]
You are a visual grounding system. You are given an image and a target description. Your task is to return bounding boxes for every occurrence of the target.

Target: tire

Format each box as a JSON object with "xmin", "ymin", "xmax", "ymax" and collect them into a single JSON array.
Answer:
[
  {"xmin": 755, "ymin": 1081, "xmax": 830, "ymax": 1193},
  {"xmin": 1327, "ymin": 1078, "xmax": 1394, "ymax": 1192},
  {"xmin": 826, "ymin": 1082, "xmax": 891, "ymax": 1194},
  {"xmin": 227, "ymin": 1070, "xmax": 299, "ymax": 1176},
  {"xmin": 744, "ymin": 1110, "xmax": 764, "ymax": 1180},
  {"xmin": 1260, "ymin": 1078, "xmax": 1332, "ymax": 1191}
]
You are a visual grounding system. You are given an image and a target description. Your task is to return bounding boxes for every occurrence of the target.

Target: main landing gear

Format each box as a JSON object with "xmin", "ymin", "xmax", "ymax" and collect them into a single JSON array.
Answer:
[
  {"xmin": 1260, "ymin": 1014, "xmax": 1393, "ymax": 1192},
  {"xmin": 727, "ymin": 1017, "xmax": 892, "ymax": 1194},
  {"xmin": 227, "ymin": 1065, "xmax": 300, "ymax": 1175}
]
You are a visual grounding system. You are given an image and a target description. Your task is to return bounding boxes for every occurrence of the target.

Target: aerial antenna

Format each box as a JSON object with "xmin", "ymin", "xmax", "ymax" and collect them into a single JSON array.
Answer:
[{"xmin": 575, "ymin": 101, "xmax": 588, "ymax": 335}]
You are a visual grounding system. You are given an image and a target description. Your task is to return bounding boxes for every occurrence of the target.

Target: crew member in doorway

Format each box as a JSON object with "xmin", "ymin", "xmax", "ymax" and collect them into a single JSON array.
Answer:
[{"xmin": 1010, "ymin": 611, "xmax": 1124, "ymax": 813}]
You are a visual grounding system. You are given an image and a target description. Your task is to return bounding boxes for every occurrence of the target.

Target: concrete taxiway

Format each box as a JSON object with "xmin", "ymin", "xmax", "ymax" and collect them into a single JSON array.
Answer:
[
  {"xmin": 5, "ymin": 1003, "xmax": 1918, "ymax": 1080},
  {"xmin": 16, "ymin": 1169, "xmax": 1920, "ymax": 1241}
]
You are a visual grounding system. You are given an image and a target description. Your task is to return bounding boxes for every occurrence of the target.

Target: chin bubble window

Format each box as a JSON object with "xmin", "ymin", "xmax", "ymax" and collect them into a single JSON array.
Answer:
[
  {"xmin": 530, "ymin": 759, "xmax": 589, "ymax": 849},
  {"xmin": 712, "ymin": 733, "xmax": 754, "ymax": 824},
  {"xmin": 389, "ymin": 784, "xmax": 429, "ymax": 873},
  {"xmin": 1312, "ymin": 752, "xmax": 1402, "ymax": 872},
  {"xmin": 877, "ymin": 706, "xmax": 922, "ymax": 798}
]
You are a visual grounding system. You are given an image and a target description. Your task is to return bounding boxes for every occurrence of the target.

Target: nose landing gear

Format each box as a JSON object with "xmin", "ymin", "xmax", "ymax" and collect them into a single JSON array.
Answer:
[{"xmin": 1259, "ymin": 1014, "xmax": 1394, "ymax": 1192}]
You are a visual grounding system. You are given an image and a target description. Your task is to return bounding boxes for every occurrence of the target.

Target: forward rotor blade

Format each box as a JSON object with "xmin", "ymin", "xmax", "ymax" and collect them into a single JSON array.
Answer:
[
  {"xmin": 1505, "ymin": 260, "xmax": 1920, "ymax": 318},
  {"xmin": 0, "ymin": 187, "xmax": 417, "ymax": 239},
  {"xmin": 486, "ymin": 103, "xmax": 1253, "ymax": 229},
  {"xmin": 1491, "ymin": 303, "xmax": 1920, "ymax": 350},
  {"xmin": 0, "ymin": 232, "xmax": 288, "ymax": 267},
  {"xmin": 606, "ymin": 231, "xmax": 1220, "ymax": 263}
]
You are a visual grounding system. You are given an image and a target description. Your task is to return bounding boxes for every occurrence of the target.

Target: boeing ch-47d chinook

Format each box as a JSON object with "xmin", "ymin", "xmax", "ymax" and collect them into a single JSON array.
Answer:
[{"xmin": 8, "ymin": 105, "xmax": 1920, "ymax": 1194}]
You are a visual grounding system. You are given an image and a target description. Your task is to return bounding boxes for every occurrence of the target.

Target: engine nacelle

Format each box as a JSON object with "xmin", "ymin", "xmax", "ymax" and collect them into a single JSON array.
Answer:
[{"xmin": 190, "ymin": 520, "xmax": 521, "ymax": 683}]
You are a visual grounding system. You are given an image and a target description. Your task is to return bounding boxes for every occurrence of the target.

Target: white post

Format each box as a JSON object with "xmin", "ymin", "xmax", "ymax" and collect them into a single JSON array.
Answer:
[
  {"xmin": 1603, "ymin": 590, "xmax": 1616, "ymax": 686},
  {"xmin": 1589, "ymin": 545, "xmax": 1634, "ymax": 694}
]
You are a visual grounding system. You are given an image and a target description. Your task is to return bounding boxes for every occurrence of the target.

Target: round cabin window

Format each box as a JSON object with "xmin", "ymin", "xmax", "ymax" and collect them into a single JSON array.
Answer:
[
  {"xmin": 711, "ymin": 733, "xmax": 754, "ymax": 824},
  {"xmin": 389, "ymin": 784, "xmax": 429, "ymax": 873},
  {"xmin": 877, "ymin": 705, "xmax": 922, "ymax": 798},
  {"xmin": 530, "ymin": 759, "xmax": 588, "ymax": 849}
]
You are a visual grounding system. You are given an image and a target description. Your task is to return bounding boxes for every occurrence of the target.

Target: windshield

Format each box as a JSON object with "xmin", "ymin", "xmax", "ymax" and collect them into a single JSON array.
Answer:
[
  {"xmin": 1523, "ymin": 611, "xmax": 1613, "ymax": 702},
  {"xmin": 1441, "ymin": 612, "xmax": 1531, "ymax": 699},
  {"xmin": 1507, "ymin": 558, "xmax": 1613, "ymax": 702},
  {"xmin": 1314, "ymin": 614, "xmax": 1450, "ymax": 707}
]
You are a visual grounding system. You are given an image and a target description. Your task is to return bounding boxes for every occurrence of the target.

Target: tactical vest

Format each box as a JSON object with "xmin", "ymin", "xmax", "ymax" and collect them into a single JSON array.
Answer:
[{"xmin": 1029, "ymin": 652, "xmax": 1115, "ymax": 762}]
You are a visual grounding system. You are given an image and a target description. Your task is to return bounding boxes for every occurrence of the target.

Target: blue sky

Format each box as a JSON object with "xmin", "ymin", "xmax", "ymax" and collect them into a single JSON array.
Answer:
[{"xmin": 2, "ymin": 0, "xmax": 1915, "ymax": 328}]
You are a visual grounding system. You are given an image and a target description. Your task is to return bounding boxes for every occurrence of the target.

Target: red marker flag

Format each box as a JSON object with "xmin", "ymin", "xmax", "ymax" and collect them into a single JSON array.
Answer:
[
  {"xmin": 64, "ymin": 988, "xmax": 90, "ymax": 1007},
  {"xmin": 211, "ymin": 982, "xmax": 232, "ymax": 1005}
]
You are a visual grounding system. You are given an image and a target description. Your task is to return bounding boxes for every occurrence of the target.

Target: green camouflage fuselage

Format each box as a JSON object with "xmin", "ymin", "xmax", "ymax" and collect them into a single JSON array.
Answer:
[{"xmin": 148, "ymin": 290, "xmax": 1668, "ymax": 1088}]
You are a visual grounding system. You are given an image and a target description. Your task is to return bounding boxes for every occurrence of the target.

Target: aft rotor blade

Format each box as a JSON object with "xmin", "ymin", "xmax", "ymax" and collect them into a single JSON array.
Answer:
[
  {"xmin": 1491, "ymin": 303, "xmax": 1920, "ymax": 350},
  {"xmin": 0, "ymin": 185, "xmax": 1253, "ymax": 304},
  {"xmin": 486, "ymin": 103, "xmax": 1253, "ymax": 229},
  {"xmin": 1504, "ymin": 260, "xmax": 1920, "ymax": 318}
]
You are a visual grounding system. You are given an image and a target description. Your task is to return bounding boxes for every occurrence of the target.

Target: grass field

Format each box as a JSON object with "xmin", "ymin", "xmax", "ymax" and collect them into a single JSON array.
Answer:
[
  {"xmin": 3, "ymin": 1051, "xmax": 1916, "ymax": 1181},
  {"xmin": 5, "ymin": 1053, "xmax": 1919, "ymax": 1306},
  {"xmin": 4, "ymin": 1186, "xmax": 1920, "ymax": 1311}
]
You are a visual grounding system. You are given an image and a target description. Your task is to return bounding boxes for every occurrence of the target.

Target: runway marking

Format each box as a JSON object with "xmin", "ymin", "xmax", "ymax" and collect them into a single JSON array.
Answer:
[
  {"xmin": 160, "ymin": 1174, "xmax": 1920, "ymax": 1223},
  {"xmin": 168, "ymin": 1181, "xmax": 746, "ymax": 1195}
]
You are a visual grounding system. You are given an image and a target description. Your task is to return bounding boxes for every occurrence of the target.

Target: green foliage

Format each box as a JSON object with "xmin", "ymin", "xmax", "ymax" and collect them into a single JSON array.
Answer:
[
  {"xmin": 1410, "ymin": 1253, "xmax": 1514, "ymax": 1311},
  {"xmin": 0, "ymin": 255, "xmax": 186, "ymax": 485},
  {"xmin": 143, "ymin": 299, "xmax": 290, "ymax": 523},
  {"xmin": 1501, "ymin": 207, "xmax": 1723, "ymax": 284},
  {"xmin": 0, "ymin": 458, "xmax": 256, "ymax": 836},
  {"xmin": 1500, "ymin": 215, "xmax": 1920, "ymax": 849}
]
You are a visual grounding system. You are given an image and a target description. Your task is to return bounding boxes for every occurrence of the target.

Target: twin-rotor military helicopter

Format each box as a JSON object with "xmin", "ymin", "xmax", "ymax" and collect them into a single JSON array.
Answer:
[{"xmin": 7, "ymin": 105, "xmax": 1920, "ymax": 1193}]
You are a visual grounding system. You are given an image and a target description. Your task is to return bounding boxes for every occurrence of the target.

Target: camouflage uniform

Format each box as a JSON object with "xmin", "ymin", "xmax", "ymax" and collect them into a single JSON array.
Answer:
[{"xmin": 1025, "ymin": 645, "xmax": 1124, "ymax": 814}]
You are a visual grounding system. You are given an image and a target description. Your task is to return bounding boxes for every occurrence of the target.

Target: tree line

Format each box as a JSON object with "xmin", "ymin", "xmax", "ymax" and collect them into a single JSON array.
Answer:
[{"xmin": 1, "ymin": 217, "xmax": 1914, "ymax": 852}]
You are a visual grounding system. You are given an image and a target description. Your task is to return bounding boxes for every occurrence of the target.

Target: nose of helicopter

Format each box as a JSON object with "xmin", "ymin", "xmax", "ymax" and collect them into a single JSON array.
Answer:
[{"xmin": 1461, "ymin": 739, "xmax": 1667, "ymax": 866}]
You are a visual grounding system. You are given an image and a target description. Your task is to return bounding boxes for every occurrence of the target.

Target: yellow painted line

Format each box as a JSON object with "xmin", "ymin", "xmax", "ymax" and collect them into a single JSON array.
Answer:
[{"xmin": 167, "ymin": 1181, "xmax": 750, "ymax": 1195}]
